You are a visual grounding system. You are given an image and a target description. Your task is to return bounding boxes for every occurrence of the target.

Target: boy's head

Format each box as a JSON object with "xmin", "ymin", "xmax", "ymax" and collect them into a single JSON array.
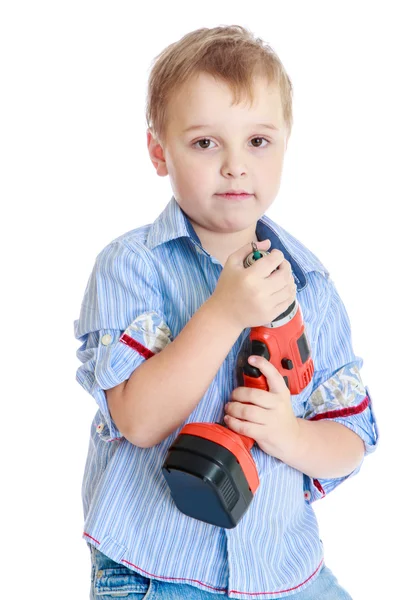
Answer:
[{"xmin": 146, "ymin": 25, "xmax": 293, "ymax": 242}]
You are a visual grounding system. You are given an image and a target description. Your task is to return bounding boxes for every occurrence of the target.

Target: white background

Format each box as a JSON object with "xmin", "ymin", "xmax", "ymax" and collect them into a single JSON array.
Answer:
[{"xmin": 1, "ymin": 1, "xmax": 398, "ymax": 598}]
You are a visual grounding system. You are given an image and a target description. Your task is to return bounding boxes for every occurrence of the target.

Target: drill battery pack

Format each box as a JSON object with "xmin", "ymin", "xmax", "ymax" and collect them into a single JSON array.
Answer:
[{"xmin": 162, "ymin": 423, "xmax": 259, "ymax": 529}]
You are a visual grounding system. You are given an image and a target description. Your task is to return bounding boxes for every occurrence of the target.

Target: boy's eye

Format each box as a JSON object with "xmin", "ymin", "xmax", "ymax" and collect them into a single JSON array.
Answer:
[{"xmin": 192, "ymin": 137, "xmax": 269, "ymax": 150}]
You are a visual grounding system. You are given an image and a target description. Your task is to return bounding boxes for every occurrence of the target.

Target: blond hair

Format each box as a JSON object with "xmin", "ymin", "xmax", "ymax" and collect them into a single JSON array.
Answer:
[{"xmin": 145, "ymin": 25, "xmax": 293, "ymax": 146}]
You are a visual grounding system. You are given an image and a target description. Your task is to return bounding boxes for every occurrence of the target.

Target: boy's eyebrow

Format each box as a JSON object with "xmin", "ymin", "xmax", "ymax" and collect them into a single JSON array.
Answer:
[{"xmin": 182, "ymin": 123, "xmax": 279, "ymax": 133}]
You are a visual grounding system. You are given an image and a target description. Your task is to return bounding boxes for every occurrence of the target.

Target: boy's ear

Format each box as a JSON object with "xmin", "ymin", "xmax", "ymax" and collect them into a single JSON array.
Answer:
[{"xmin": 147, "ymin": 129, "xmax": 169, "ymax": 177}]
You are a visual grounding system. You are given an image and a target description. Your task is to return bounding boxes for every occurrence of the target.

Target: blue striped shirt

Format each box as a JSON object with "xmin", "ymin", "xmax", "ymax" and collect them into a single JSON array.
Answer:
[{"xmin": 74, "ymin": 195, "xmax": 379, "ymax": 599}]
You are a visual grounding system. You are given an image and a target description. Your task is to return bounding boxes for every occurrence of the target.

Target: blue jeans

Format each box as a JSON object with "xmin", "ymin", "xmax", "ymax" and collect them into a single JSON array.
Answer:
[{"xmin": 89, "ymin": 545, "xmax": 353, "ymax": 599}]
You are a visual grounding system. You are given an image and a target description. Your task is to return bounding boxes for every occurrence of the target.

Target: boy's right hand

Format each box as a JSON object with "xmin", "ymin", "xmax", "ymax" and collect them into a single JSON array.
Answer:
[{"xmin": 211, "ymin": 239, "xmax": 297, "ymax": 330}]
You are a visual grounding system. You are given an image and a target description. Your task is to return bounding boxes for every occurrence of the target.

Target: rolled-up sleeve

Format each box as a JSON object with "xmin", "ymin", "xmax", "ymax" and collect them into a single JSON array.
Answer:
[
  {"xmin": 302, "ymin": 275, "xmax": 380, "ymax": 503},
  {"xmin": 74, "ymin": 241, "xmax": 173, "ymax": 442}
]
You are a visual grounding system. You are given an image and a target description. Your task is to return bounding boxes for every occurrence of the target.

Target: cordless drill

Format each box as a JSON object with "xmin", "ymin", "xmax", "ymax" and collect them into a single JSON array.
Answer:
[{"xmin": 162, "ymin": 242, "xmax": 314, "ymax": 528}]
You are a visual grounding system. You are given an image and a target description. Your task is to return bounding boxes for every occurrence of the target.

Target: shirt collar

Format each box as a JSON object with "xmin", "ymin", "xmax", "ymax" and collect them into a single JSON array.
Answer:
[{"xmin": 146, "ymin": 195, "xmax": 329, "ymax": 291}]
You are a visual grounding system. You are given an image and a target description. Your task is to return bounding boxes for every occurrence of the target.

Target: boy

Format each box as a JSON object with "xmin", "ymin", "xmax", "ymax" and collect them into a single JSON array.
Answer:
[{"xmin": 74, "ymin": 25, "xmax": 379, "ymax": 599}]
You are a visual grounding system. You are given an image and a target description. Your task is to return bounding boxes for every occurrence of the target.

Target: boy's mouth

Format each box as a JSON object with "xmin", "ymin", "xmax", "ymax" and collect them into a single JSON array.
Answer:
[
  {"xmin": 217, "ymin": 188, "xmax": 251, "ymax": 194},
  {"xmin": 216, "ymin": 192, "xmax": 254, "ymax": 200}
]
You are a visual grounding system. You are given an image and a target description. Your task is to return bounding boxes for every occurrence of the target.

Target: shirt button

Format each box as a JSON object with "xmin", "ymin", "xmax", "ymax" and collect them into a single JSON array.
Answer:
[
  {"xmin": 96, "ymin": 423, "xmax": 105, "ymax": 434},
  {"xmin": 304, "ymin": 491, "xmax": 311, "ymax": 501},
  {"xmin": 101, "ymin": 334, "xmax": 112, "ymax": 346},
  {"xmin": 97, "ymin": 570, "xmax": 104, "ymax": 578}
]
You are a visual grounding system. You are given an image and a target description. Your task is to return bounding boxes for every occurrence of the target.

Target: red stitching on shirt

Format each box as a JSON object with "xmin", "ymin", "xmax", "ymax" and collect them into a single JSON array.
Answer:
[
  {"xmin": 228, "ymin": 557, "xmax": 324, "ymax": 595},
  {"xmin": 121, "ymin": 559, "xmax": 225, "ymax": 591},
  {"xmin": 85, "ymin": 532, "xmax": 324, "ymax": 596},
  {"xmin": 120, "ymin": 557, "xmax": 325, "ymax": 596},
  {"xmin": 308, "ymin": 395, "xmax": 369, "ymax": 421},
  {"xmin": 119, "ymin": 334, "xmax": 155, "ymax": 359},
  {"xmin": 84, "ymin": 532, "xmax": 100, "ymax": 545},
  {"xmin": 312, "ymin": 479, "xmax": 326, "ymax": 496}
]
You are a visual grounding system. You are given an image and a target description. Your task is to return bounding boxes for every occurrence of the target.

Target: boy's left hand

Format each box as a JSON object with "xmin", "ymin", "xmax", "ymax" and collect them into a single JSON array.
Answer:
[{"xmin": 224, "ymin": 355, "xmax": 301, "ymax": 459}]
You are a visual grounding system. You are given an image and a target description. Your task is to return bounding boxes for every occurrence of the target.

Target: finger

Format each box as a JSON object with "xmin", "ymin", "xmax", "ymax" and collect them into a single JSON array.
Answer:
[
  {"xmin": 231, "ymin": 387, "xmax": 273, "ymax": 408},
  {"xmin": 251, "ymin": 248, "xmax": 285, "ymax": 278},
  {"xmin": 224, "ymin": 414, "xmax": 267, "ymax": 440},
  {"xmin": 247, "ymin": 355, "xmax": 288, "ymax": 394},
  {"xmin": 229, "ymin": 238, "xmax": 272, "ymax": 268},
  {"xmin": 225, "ymin": 402, "xmax": 267, "ymax": 425}
]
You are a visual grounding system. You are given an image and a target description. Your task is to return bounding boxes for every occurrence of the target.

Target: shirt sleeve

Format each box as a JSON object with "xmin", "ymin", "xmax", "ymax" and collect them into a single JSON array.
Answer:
[
  {"xmin": 302, "ymin": 274, "xmax": 380, "ymax": 504},
  {"xmin": 73, "ymin": 241, "xmax": 173, "ymax": 442}
]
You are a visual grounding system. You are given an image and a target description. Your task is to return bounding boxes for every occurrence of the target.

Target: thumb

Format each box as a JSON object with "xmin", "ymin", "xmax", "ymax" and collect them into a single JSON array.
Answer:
[
  {"xmin": 248, "ymin": 355, "xmax": 287, "ymax": 393},
  {"xmin": 230, "ymin": 238, "xmax": 272, "ymax": 266}
]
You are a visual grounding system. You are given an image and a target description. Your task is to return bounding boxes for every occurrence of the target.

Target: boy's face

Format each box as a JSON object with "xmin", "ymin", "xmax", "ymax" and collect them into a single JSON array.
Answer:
[{"xmin": 147, "ymin": 72, "xmax": 288, "ymax": 241}]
